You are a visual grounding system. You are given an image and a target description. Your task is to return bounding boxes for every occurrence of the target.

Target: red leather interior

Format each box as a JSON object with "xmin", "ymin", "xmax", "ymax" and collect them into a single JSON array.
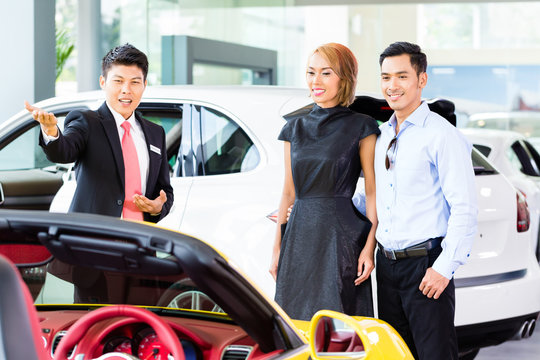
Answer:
[
  {"xmin": 0, "ymin": 254, "xmax": 49, "ymax": 360},
  {"xmin": 314, "ymin": 316, "xmax": 364, "ymax": 354},
  {"xmin": 0, "ymin": 253, "xmax": 277, "ymax": 360},
  {"xmin": 314, "ymin": 317, "xmax": 334, "ymax": 352},
  {"xmin": 54, "ymin": 305, "xmax": 185, "ymax": 360},
  {"xmin": 0, "ymin": 244, "xmax": 51, "ymax": 264},
  {"xmin": 327, "ymin": 330, "xmax": 364, "ymax": 353}
]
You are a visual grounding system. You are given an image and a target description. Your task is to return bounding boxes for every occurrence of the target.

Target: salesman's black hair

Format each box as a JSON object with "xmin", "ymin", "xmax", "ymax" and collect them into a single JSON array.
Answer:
[{"xmin": 101, "ymin": 43, "xmax": 149, "ymax": 81}]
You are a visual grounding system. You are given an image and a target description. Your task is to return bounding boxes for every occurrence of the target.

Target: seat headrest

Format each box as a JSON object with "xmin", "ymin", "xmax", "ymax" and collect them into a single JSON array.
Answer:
[
  {"xmin": 349, "ymin": 96, "xmax": 457, "ymax": 127},
  {"xmin": 0, "ymin": 255, "xmax": 43, "ymax": 360}
]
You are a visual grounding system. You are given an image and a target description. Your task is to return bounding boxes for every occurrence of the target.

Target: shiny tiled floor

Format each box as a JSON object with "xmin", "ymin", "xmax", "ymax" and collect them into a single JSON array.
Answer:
[{"xmin": 476, "ymin": 324, "xmax": 540, "ymax": 359}]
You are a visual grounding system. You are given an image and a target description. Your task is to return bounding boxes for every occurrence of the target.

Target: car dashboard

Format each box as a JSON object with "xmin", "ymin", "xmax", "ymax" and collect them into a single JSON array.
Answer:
[{"xmin": 37, "ymin": 308, "xmax": 267, "ymax": 360}]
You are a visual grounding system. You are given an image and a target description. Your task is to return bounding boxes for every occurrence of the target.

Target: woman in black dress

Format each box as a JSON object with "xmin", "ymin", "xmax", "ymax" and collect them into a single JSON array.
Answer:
[{"xmin": 269, "ymin": 43, "xmax": 380, "ymax": 321}]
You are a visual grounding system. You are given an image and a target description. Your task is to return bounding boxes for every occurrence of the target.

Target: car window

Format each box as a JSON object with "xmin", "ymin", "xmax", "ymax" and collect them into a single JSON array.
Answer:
[
  {"xmin": 523, "ymin": 141, "xmax": 540, "ymax": 178},
  {"xmin": 0, "ymin": 116, "xmax": 66, "ymax": 171},
  {"xmin": 472, "ymin": 148, "xmax": 498, "ymax": 175},
  {"xmin": 137, "ymin": 107, "xmax": 183, "ymax": 170},
  {"xmin": 508, "ymin": 140, "xmax": 540, "ymax": 176},
  {"xmin": 472, "ymin": 144, "xmax": 492, "ymax": 158},
  {"xmin": 198, "ymin": 106, "xmax": 259, "ymax": 175}
]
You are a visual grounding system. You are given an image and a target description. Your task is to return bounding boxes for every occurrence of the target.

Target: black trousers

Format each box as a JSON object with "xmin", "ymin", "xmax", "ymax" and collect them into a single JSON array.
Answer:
[{"xmin": 376, "ymin": 246, "xmax": 457, "ymax": 360}]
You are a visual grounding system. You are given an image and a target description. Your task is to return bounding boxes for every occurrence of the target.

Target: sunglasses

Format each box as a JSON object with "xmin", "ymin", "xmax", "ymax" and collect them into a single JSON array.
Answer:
[{"xmin": 385, "ymin": 136, "xmax": 397, "ymax": 170}]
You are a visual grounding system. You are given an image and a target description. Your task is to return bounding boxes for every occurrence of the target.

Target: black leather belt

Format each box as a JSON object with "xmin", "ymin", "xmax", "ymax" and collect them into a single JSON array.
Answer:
[{"xmin": 378, "ymin": 237, "xmax": 443, "ymax": 260}]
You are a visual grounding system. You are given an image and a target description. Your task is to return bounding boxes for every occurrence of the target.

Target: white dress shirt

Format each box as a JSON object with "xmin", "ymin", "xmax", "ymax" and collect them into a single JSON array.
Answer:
[
  {"xmin": 374, "ymin": 101, "xmax": 478, "ymax": 279},
  {"xmin": 107, "ymin": 104, "xmax": 149, "ymax": 196},
  {"xmin": 41, "ymin": 103, "xmax": 150, "ymax": 195}
]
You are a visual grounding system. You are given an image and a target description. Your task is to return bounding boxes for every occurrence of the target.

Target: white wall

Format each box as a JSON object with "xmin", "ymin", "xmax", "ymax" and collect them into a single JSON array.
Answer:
[{"xmin": 0, "ymin": 0, "xmax": 55, "ymax": 123}]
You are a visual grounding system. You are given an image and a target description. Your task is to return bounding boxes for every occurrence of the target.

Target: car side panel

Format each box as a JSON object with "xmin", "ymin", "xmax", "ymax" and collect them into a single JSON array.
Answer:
[
  {"xmin": 454, "ymin": 173, "xmax": 529, "ymax": 278},
  {"xmin": 455, "ymin": 250, "xmax": 540, "ymax": 326}
]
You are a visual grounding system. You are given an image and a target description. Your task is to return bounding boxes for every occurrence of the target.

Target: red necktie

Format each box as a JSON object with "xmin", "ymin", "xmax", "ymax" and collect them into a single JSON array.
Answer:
[{"xmin": 121, "ymin": 121, "xmax": 143, "ymax": 220}]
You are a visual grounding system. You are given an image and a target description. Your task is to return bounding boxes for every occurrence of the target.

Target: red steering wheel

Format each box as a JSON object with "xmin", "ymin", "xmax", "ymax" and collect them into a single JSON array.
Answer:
[{"xmin": 54, "ymin": 305, "xmax": 185, "ymax": 360}]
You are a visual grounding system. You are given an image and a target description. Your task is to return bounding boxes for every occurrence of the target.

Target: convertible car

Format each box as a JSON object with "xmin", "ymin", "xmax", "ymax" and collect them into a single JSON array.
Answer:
[
  {"xmin": 4, "ymin": 87, "xmax": 539, "ymax": 358},
  {"xmin": 0, "ymin": 209, "xmax": 412, "ymax": 360}
]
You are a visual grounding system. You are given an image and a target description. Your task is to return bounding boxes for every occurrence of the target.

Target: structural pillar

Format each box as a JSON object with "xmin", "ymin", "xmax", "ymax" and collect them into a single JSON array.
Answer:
[
  {"xmin": 162, "ymin": 35, "xmax": 277, "ymax": 85},
  {"xmin": 77, "ymin": 0, "xmax": 102, "ymax": 91},
  {"xmin": 0, "ymin": 0, "xmax": 55, "ymax": 123}
]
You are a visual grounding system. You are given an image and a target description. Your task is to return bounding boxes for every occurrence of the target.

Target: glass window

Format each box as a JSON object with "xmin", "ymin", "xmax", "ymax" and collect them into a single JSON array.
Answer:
[
  {"xmin": 0, "ymin": 117, "xmax": 67, "ymax": 171},
  {"xmin": 509, "ymin": 141, "xmax": 540, "ymax": 176},
  {"xmin": 193, "ymin": 64, "xmax": 258, "ymax": 85},
  {"xmin": 472, "ymin": 148, "xmax": 497, "ymax": 175},
  {"xmin": 467, "ymin": 117, "xmax": 510, "ymax": 131},
  {"xmin": 420, "ymin": 3, "xmax": 540, "ymax": 50},
  {"xmin": 523, "ymin": 141, "xmax": 540, "ymax": 178},
  {"xmin": 137, "ymin": 107, "xmax": 183, "ymax": 170},
  {"xmin": 506, "ymin": 116, "xmax": 540, "ymax": 138},
  {"xmin": 472, "ymin": 144, "xmax": 492, "ymax": 158},
  {"xmin": 199, "ymin": 106, "xmax": 259, "ymax": 175},
  {"xmin": 507, "ymin": 143, "xmax": 523, "ymax": 173}
]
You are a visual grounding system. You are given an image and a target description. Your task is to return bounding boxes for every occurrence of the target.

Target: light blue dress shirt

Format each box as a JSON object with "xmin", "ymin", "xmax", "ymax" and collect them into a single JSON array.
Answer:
[{"xmin": 373, "ymin": 101, "xmax": 478, "ymax": 279}]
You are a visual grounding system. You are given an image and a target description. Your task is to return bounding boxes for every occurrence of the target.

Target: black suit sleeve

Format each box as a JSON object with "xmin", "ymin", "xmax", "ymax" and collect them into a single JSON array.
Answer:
[{"xmin": 38, "ymin": 110, "xmax": 89, "ymax": 164}]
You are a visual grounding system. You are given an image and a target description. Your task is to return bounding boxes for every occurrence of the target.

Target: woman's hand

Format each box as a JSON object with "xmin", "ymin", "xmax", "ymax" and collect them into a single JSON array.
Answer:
[
  {"xmin": 354, "ymin": 247, "xmax": 375, "ymax": 285},
  {"xmin": 286, "ymin": 205, "xmax": 293, "ymax": 222},
  {"xmin": 269, "ymin": 248, "xmax": 280, "ymax": 281}
]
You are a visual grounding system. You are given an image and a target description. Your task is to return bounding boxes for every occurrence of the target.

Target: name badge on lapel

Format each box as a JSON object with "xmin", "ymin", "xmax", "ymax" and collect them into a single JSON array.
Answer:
[{"xmin": 150, "ymin": 144, "xmax": 161, "ymax": 155}]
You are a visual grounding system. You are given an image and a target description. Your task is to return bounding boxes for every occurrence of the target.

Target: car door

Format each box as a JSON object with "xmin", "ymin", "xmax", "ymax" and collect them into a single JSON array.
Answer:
[
  {"xmin": 173, "ymin": 103, "xmax": 280, "ymax": 294},
  {"xmin": 137, "ymin": 102, "xmax": 193, "ymax": 229},
  {"xmin": 0, "ymin": 109, "xmax": 85, "ymax": 210}
]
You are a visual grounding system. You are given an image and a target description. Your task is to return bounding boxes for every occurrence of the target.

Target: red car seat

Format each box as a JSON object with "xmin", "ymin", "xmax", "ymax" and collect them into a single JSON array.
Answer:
[
  {"xmin": 0, "ymin": 254, "xmax": 49, "ymax": 360},
  {"xmin": 314, "ymin": 316, "xmax": 334, "ymax": 352}
]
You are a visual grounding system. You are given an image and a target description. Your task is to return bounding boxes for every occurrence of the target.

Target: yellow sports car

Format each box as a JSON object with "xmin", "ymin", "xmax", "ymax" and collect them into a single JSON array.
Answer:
[{"xmin": 0, "ymin": 209, "xmax": 412, "ymax": 360}]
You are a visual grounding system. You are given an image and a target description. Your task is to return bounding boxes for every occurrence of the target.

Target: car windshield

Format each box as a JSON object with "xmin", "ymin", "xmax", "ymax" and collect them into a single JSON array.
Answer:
[
  {"xmin": 24, "ymin": 258, "xmax": 227, "ymax": 317},
  {"xmin": 21, "ymin": 256, "xmax": 228, "ymax": 320},
  {"xmin": 0, "ymin": 211, "xmax": 228, "ymax": 318}
]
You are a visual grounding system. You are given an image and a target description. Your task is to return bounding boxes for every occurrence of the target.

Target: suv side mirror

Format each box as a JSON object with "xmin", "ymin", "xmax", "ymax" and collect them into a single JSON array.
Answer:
[
  {"xmin": 308, "ymin": 310, "xmax": 414, "ymax": 360},
  {"xmin": 0, "ymin": 182, "xmax": 4, "ymax": 205}
]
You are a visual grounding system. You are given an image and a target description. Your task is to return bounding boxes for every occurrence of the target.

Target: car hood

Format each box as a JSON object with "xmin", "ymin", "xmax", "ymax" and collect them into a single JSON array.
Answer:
[{"xmin": 0, "ymin": 209, "xmax": 304, "ymax": 353}]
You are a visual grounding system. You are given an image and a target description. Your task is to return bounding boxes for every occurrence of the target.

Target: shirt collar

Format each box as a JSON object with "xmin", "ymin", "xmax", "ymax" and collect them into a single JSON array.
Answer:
[
  {"xmin": 386, "ymin": 101, "xmax": 430, "ymax": 132},
  {"xmin": 106, "ymin": 102, "xmax": 137, "ymax": 128}
]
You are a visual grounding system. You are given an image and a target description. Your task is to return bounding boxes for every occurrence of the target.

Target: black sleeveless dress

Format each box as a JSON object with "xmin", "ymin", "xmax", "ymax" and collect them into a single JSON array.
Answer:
[{"xmin": 275, "ymin": 104, "xmax": 380, "ymax": 321}]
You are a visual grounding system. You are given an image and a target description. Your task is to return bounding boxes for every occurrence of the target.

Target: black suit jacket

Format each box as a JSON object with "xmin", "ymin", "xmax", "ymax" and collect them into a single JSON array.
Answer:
[{"xmin": 39, "ymin": 102, "xmax": 174, "ymax": 223}]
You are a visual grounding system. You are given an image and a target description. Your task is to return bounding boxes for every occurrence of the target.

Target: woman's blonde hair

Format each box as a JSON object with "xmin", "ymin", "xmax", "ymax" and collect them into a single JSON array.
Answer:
[{"xmin": 309, "ymin": 43, "xmax": 358, "ymax": 107}]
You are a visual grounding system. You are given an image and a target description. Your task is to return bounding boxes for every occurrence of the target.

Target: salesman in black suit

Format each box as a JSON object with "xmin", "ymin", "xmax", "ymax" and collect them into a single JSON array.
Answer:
[{"xmin": 25, "ymin": 43, "xmax": 173, "ymax": 223}]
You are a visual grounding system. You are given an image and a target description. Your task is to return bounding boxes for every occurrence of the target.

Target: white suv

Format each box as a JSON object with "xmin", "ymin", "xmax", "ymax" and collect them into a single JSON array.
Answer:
[
  {"xmin": 2, "ymin": 86, "xmax": 539, "ymax": 359},
  {"xmin": 461, "ymin": 128, "xmax": 540, "ymax": 262}
]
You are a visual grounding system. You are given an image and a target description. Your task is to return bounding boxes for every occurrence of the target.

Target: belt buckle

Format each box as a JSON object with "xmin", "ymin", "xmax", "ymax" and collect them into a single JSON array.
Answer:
[{"xmin": 384, "ymin": 248, "xmax": 397, "ymax": 260}]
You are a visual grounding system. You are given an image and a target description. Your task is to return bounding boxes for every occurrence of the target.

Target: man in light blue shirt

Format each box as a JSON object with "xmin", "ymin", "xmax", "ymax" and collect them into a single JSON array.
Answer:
[{"xmin": 371, "ymin": 42, "xmax": 477, "ymax": 359}]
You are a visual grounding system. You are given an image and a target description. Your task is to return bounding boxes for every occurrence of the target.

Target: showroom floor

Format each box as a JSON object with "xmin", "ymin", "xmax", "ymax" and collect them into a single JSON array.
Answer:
[{"xmin": 476, "ymin": 324, "xmax": 540, "ymax": 359}]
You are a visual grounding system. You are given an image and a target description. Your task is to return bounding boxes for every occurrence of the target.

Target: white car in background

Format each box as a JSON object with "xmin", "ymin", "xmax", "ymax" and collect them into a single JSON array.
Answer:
[
  {"xmin": 466, "ymin": 111, "xmax": 540, "ymax": 153},
  {"xmin": 1, "ymin": 86, "xmax": 539, "ymax": 359},
  {"xmin": 461, "ymin": 128, "xmax": 540, "ymax": 261}
]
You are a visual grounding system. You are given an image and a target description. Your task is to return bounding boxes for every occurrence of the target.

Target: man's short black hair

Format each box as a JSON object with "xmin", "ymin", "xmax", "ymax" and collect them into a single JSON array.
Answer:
[
  {"xmin": 101, "ymin": 43, "xmax": 149, "ymax": 80},
  {"xmin": 379, "ymin": 41, "xmax": 427, "ymax": 75}
]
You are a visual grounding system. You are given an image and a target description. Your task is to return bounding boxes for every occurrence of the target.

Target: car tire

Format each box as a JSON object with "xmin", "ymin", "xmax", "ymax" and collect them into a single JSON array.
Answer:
[{"xmin": 156, "ymin": 278, "xmax": 224, "ymax": 313}]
